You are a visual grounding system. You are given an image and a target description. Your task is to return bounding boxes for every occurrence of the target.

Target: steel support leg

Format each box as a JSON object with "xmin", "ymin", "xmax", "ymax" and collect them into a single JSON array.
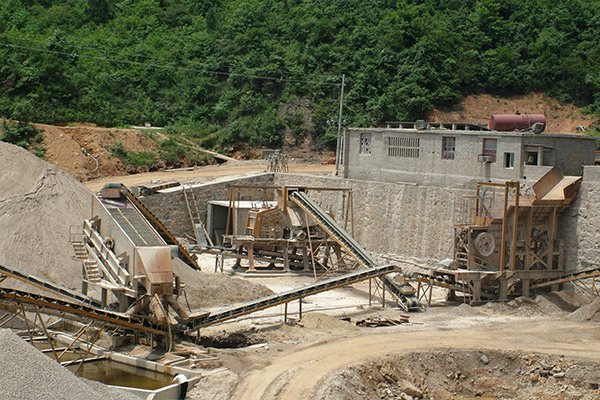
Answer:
[{"xmin": 499, "ymin": 279, "xmax": 508, "ymax": 302}]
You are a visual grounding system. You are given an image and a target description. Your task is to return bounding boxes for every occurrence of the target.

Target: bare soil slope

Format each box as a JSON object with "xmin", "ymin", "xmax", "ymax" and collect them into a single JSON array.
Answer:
[
  {"xmin": 427, "ymin": 93, "xmax": 597, "ymax": 134},
  {"xmin": 37, "ymin": 123, "xmax": 163, "ymax": 181}
]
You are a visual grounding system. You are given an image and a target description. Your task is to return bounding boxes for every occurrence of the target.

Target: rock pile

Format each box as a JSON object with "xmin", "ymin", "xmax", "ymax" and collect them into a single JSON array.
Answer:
[
  {"xmin": 568, "ymin": 297, "xmax": 600, "ymax": 322},
  {"xmin": 316, "ymin": 350, "xmax": 600, "ymax": 400}
]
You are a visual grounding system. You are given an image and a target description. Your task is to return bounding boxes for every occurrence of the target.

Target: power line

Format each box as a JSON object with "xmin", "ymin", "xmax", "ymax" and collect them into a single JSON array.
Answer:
[
  {"xmin": 0, "ymin": 32, "xmax": 339, "ymax": 84},
  {"xmin": 0, "ymin": 38, "xmax": 341, "ymax": 87}
]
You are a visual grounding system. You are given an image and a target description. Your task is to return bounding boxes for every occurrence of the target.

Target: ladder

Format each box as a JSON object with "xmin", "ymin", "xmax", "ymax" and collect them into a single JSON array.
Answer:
[{"xmin": 183, "ymin": 185, "xmax": 212, "ymax": 248}]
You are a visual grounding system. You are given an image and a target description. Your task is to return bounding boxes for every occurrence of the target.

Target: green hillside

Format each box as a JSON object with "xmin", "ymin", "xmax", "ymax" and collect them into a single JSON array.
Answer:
[{"xmin": 1, "ymin": 0, "xmax": 599, "ymax": 151}]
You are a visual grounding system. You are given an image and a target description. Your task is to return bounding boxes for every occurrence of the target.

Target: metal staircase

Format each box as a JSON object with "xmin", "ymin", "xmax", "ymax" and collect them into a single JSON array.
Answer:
[
  {"xmin": 83, "ymin": 260, "xmax": 101, "ymax": 284},
  {"xmin": 71, "ymin": 241, "xmax": 88, "ymax": 262}
]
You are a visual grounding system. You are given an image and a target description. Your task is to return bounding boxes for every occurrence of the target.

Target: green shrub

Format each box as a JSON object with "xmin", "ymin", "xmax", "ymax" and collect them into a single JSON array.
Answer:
[
  {"xmin": 159, "ymin": 138, "xmax": 186, "ymax": 166},
  {"xmin": 284, "ymin": 111, "xmax": 306, "ymax": 143},
  {"xmin": 32, "ymin": 146, "xmax": 46, "ymax": 159},
  {"xmin": 1, "ymin": 120, "xmax": 39, "ymax": 148},
  {"xmin": 110, "ymin": 141, "xmax": 156, "ymax": 167}
]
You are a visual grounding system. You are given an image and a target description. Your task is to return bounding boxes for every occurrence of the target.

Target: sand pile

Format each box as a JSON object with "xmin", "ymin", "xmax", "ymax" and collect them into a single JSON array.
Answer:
[
  {"xmin": 0, "ymin": 329, "xmax": 137, "ymax": 400},
  {"xmin": 172, "ymin": 259, "xmax": 274, "ymax": 309},
  {"xmin": 0, "ymin": 142, "xmax": 92, "ymax": 289},
  {"xmin": 453, "ymin": 303, "xmax": 484, "ymax": 316},
  {"xmin": 299, "ymin": 312, "xmax": 358, "ymax": 331}
]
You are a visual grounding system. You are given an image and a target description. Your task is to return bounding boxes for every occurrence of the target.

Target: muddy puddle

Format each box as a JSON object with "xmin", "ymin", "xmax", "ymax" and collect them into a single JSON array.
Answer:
[{"xmin": 67, "ymin": 359, "xmax": 172, "ymax": 389}]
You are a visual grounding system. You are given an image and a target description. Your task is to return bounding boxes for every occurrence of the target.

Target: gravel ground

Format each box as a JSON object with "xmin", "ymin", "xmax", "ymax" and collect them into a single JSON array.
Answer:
[{"xmin": 0, "ymin": 329, "xmax": 138, "ymax": 400}]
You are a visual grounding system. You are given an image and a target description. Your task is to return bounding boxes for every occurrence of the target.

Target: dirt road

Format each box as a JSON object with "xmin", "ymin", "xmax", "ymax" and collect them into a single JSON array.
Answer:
[
  {"xmin": 231, "ymin": 319, "xmax": 600, "ymax": 400},
  {"xmin": 84, "ymin": 160, "xmax": 335, "ymax": 192}
]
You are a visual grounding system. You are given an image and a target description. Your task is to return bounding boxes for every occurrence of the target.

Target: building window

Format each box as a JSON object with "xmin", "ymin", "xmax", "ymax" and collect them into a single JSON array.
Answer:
[
  {"xmin": 442, "ymin": 136, "xmax": 456, "ymax": 160},
  {"xmin": 504, "ymin": 152, "xmax": 514, "ymax": 169},
  {"xmin": 387, "ymin": 136, "xmax": 420, "ymax": 158},
  {"xmin": 360, "ymin": 133, "xmax": 372, "ymax": 154},
  {"xmin": 482, "ymin": 138, "xmax": 497, "ymax": 162}
]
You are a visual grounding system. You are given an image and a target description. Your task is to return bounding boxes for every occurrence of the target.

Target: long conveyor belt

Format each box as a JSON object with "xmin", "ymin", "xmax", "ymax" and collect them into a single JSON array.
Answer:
[
  {"xmin": 119, "ymin": 185, "xmax": 200, "ymax": 270},
  {"xmin": 410, "ymin": 270, "xmax": 495, "ymax": 300},
  {"xmin": 0, "ymin": 262, "xmax": 101, "ymax": 307},
  {"xmin": 0, "ymin": 287, "xmax": 166, "ymax": 335},
  {"xmin": 185, "ymin": 263, "xmax": 397, "ymax": 330},
  {"xmin": 289, "ymin": 190, "xmax": 421, "ymax": 309},
  {"xmin": 531, "ymin": 265, "xmax": 600, "ymax": 290}
]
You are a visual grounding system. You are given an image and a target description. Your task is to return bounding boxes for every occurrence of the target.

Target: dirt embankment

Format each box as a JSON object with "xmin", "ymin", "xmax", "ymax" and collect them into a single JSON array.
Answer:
[
  {"xmin": 427, "ymin": 93, "xmax": 597, "ymax": 134},
  {"xmin": 36, "ymin": 123, "xmax": 165, "ymax": 181}
]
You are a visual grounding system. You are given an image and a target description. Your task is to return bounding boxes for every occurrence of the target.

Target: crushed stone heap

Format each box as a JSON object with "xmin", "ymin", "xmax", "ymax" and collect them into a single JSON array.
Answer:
[
  {"xmin": 0, "ymin": 141, "xmax": 92, "ymax": 289},
  {"xmin": 0, "ymin": 329, "xmax": 137, "ymax": 400}
]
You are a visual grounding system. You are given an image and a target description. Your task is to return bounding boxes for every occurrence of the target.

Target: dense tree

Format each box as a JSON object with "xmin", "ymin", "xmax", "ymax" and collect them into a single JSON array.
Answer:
[{"xmin": 0, "ymin": 0, "xmax": 599, "ymax": 149}]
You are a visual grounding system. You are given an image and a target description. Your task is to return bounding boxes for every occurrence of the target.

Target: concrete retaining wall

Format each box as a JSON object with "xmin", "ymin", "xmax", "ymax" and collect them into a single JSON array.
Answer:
[
  {"xmin": 139, "ymin": 170, "xmax": 600, "ymax": 273},
  {"xmin": 140, "ymin": 173, "xmax": 273, "ymax": 239},
  {"xmin": 273, "ymin": 174, "xmax": 466, "ymax": 260},
  {"xmin": 560, "ymin": 166, "xmax": 600, "ymax": 272}
]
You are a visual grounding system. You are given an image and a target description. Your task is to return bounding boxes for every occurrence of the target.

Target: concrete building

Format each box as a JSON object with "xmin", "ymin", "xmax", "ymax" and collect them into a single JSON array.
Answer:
[{"xmin": 342, "ymin": 123, "xmax": 596, "ymax": 188}]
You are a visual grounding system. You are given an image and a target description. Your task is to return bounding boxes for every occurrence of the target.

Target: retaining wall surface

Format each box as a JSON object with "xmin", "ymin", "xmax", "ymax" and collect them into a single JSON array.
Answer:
[
  {"xmin": 559, "ymin": 166, "xmax": 600, "ymax": 272},
  {"xmin": 272, "ymin": 174, "xmax": 467, "ymax": 261},
  {"xmin": 140, "ymin": 173, "xmax": 273, "ymax": 238},
  {"xmin": 140, "ymin": 170, "xmax": 597, "ymax": 273}
]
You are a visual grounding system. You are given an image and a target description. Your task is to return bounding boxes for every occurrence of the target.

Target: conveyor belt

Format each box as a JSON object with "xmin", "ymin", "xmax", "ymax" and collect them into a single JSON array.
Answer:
[
  {"xmin": 531, "ymin": 266, "xmax": 600, "ymax": 290},
  {"xmin": 108, "ymin": 208, "xmax": 165, "ymax": 247},
  {"xmin": 411, "ymin": 271, "xmax": 495, "ymax": 300},
  {"xmin": 289, "ymin": 190, "xmax": 378, "ymax": 267},
  {"xmin": 0, "ymin": 262, "xmax": 101, "ymax": 307},
  {"xmin": 186, "ymin": 264, "xmax": 397, "ymax": 329},
  {"xmin": 119, "ymin": 185, "xmax": 200, "ymax": 270},
  {"xmin": 289, "ymin": 191, "xmax": 422, "ymax": 310},
  {"xmin": 0, "ymin": 287, "xmax": 166, "ymax": 335}
]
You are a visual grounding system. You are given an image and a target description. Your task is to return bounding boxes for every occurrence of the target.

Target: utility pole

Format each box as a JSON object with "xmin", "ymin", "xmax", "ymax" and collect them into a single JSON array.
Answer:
[{"xmin": 335, "ymin": 74, "xmax": 345, "ymax": 176}]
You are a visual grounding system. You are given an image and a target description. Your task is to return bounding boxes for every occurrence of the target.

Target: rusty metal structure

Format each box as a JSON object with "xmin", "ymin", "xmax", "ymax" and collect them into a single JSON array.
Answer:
[
  {"xmin": 416, "ymin": 168, "xmax": 583, "ymax": 304},
  {"xmin": 203, "ymin": 185, "xmax": 422, "ymax": 310},
  {"xmin": 218, "ymin": 186, "xmax": 354, "ymax": 276}
]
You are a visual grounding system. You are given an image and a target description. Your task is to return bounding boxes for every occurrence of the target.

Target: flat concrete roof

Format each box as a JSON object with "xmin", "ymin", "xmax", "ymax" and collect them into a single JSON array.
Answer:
[{"xmin": 346, "ymin": 127, "xmax": 596, "ymax": 140}]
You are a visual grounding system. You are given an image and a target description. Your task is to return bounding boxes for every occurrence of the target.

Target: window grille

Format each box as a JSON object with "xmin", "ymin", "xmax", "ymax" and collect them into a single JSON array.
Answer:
[
  {"xmin": 387, "ymin": 136, "xmax": 420, "ymax": 158},
  {"xmin": 360, "ymin": 133, "xmax": 372, "ymax": 154},
  {"xmin": 442, "ymin": 136, "xmax": 456, "ymax": 160},
  {"xmin": 482, "ymin": 138, "xmax": 497, "ymax": 162}
]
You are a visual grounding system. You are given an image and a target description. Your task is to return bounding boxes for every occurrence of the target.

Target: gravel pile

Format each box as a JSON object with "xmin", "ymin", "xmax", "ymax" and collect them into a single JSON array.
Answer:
[
  {"xmin": 0, "ymin": 142, "xmax": 92, "ymax": 290},
  {"xmin": 172, "ymin": 258, "xmax": 273, "ymax": 309},
  {"xmin": 0, "ymin": 329, "xmax": 138, "ymax": 400},
  {"xmin": 568, "ymin": 297, "xmax": 600, "ymax": 321}
]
